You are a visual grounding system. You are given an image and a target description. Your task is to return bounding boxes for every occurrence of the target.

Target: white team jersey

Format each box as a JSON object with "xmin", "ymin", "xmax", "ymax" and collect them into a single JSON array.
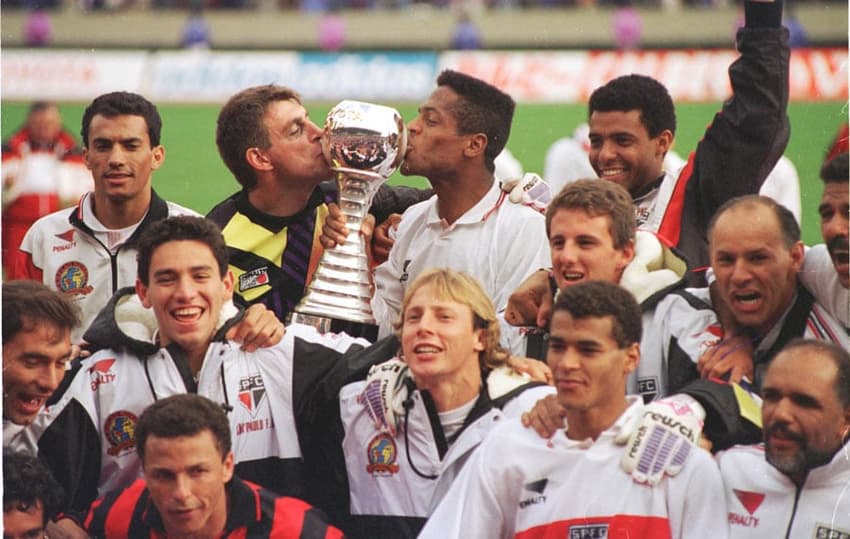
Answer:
[
  {"xmin": 800, "ymin": 244, "xmax": 849, "ymax": 329},
  {"xmin": 420, "ymin": 397, "xmax": 728, "ymax": 539},
  {"xmin": 718, "ymin": 442, "xmax": 850, "ymax": 538},
  {"xmin": 371, "ymin": 181, "xmax": 550, "ymax": 338}
]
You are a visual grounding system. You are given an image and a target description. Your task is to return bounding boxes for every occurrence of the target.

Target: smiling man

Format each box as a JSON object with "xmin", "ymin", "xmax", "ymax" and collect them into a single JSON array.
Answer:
[
  {"xmin": 83, "ymin": 394, "xmax": 342, "ymax": 539},
  {"xmin": 586, "ymin": 0, "xmax": 789, "ymax": 282},
  {"xmin": 2, "ymin": 281, "xmax": 79, "ymax": 431},
  {"xmin": 17, "ymin": 216, "xmax": 386, "ymax": 519},
  {"xmin": 420, "ymin": 281, "xmax": 727, "ymax": 539}
]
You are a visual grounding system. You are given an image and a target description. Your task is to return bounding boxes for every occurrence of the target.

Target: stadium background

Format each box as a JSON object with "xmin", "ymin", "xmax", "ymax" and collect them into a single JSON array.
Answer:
[{"xmin": 2, "ymin": 3, "xmax": 847, "ymax": 246}]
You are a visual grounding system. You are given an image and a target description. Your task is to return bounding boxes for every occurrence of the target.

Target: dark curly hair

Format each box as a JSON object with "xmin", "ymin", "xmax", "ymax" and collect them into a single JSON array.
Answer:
[
  {"xmin": 551, "ymin": 281, "xmax": 642, "ymax": 348},
  {"xmin": 588, "ymin": 74, "xmax": 676, "ymax": 138},
  {"xmin": 3, "ymin": 450, "xmax": 64, "ymax": 525}
]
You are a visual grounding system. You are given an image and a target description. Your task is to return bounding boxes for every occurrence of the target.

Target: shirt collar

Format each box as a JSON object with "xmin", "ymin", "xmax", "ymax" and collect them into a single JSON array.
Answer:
[{"xmin": 425, "ymin": 181, "xmax": 502, "ymax": 228}]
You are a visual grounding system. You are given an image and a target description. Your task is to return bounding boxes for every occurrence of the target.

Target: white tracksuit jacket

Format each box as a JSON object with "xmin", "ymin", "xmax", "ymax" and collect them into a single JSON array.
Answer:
[
  {"xmin": 420, "ymin": 397, "xmax": 729, "ymax": 539},
  {"xmin": 718, "ymin": 441, "xmax": 850, "ymax": 539}
]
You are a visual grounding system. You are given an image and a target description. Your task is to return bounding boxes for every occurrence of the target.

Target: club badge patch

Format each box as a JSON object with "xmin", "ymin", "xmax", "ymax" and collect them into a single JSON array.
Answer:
[
  {"xmin": 366, "ymin": 433, "xmax": 400, "ymax": 475},
  {"xmin": 239, "ymin": 268, "xmax": 270, "ymax": 292},
  {"xmin": 238, "ymin": 374, "xmax": 266, "ymax": 416},
  {"xmin": 105, "ymin": 411, "xmax": 137, "ymax": 456},
  {"xmin": 55, "ymin": 261, "xmax": 93, "ymax": 296}
]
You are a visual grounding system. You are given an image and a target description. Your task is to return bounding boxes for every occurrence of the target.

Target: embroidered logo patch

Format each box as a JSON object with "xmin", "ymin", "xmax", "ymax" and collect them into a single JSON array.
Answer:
[
  {"xmin": 88, "ymin": 358, "xmax": 116, "ymax": 391},
  {"xmin": 55, "ymin": 261, "xmax": 93, "ymax": 296},
  {"xmin": 239, "ymin": 268, "xmax": 270, "ymax": 292},
  {"xmin": 637, "ymin": 377, "xmax": 658, "ymax": 403},
  {"xmin": 238, "ymin": 374, "xmax": 266, "ymax": 415},
  {"xmin": 815, "ymin": 524, "xmax": 850, "ymax": 539},
  {"xmin": 366, "ymin": 433, "xmax": 400, "ymax": 475},
  {"xmin": 105, "ymin": 411, "xmax": 137, "ymax": 456}
]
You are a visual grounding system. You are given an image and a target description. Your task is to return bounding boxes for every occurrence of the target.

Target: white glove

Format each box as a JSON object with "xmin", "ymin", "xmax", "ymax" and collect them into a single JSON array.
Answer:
[
  {"xmin": 617, "ymin": 395, "xmax": 705, "ymax": 485},
  {"xmin": 358, "ymin": 357, "xmax": 413, "ymax": 435},
  {"xmin": 501, "ymin": 173, "xmax": 552, "ymax": 214}
]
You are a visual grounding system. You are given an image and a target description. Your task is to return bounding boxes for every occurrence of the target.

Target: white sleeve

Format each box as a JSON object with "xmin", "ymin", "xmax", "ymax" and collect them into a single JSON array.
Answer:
[
  {"xmin": 491, "ymin": 209, "xmax": 550, "ymax": 313},
  {"xmin": 419, "ymin": 441, "xmax": 509, "ymax": 539},
  {"xmin": 371, "ymin": 250, "xmax": 404, "ymax": 339},
  {"xmin": 668, "ymin": 449, "xmax": 729, "ymax": 539}
]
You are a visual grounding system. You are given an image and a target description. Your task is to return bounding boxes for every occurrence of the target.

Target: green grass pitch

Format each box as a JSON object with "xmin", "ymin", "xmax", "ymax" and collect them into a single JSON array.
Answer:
[{"xmin": 3, "ymin": 100, "xmax": 845, "ymax": 245}]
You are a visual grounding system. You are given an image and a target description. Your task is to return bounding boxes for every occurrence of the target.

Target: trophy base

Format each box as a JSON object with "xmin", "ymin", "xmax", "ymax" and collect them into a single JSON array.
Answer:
[{"xmin": 288, "ymin": 311, "xmax": 379, "ymax": 342}]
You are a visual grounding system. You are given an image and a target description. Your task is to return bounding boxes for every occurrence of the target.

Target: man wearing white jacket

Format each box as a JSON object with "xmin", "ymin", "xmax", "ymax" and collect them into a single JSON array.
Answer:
[
  {"xmin": 13, "ymin": 216, "xmax": 398, "ymax": 521},
  {"xmin": 421, "ymin": 281, "xmax": 727, "ymax": 539}
]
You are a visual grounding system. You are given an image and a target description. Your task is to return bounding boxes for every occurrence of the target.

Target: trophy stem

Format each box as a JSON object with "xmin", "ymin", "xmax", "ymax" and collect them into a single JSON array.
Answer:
[
  {"xmin": 289, "ymin": 99, "xmax": 406, "ymax": 341},
  {"xmin": 292, "ymin": 170, "xmax": 387, "ymax": 327}
]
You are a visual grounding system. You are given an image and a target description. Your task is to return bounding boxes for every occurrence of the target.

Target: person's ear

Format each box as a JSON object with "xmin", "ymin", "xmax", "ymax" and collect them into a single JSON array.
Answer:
[{"xmin": 136, "ymin": 278, "xmax": 151, "ymax": 308}]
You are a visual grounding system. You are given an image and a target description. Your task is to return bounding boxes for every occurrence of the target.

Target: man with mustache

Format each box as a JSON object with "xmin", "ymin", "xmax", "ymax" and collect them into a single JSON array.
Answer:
[
  {"xmin": 717, "ymin": 339, "xmax": 850, "ymax": 538},
  {"xmin": 799, "ymin": 152, "xmax": 848, "ymax": 330}
]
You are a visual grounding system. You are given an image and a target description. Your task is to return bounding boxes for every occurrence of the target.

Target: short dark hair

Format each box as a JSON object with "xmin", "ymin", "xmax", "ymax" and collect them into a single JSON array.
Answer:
[
  {"xmin": 216, "ymin": 85, "xmax": 301, "ymax": 190},
  {"xmin": 136, "ymin": 394, "xmax": 232, "ymax": 463},
  {"xmin": 436, "ymin": 70, "xmax": 515, "ymax": 174},
  {"xmin": 28, "ymin": 101, "xmax": 57, "ymax": 115},
  {"xmin": 136, "ymin": 216, "xmax": 228, "ymax": 286},
  {"xmin": 3, "ymin": 450, "xmax": 64, "ymax": 526},
  {"xmin": 551, "ymin": 281, "xmax": 642, "ymax": 348},
  {"xmin": 588, "ymin": 74, "xmax": 677, "ymax": 138},
  {"xmin": 81, "ymin": 91, "xmax": 162, "ymax": 148},
  {"xmin": 820, "ymin": 152, "xmax": 848, "ymax": 184},
  {"xmin": 777, "ymin": 338, "xmax": 850, "ymax": 408},
  {"xmin": 546, "ymin": 179, "xmax": 635, "ymax": 250},
  {"xmin": 3, "ymin": 281, "xmax": 80, "ymax": 344},
  {"xmin": 708, "ymin": 195, "xmax": 801, "ymax": 249}
]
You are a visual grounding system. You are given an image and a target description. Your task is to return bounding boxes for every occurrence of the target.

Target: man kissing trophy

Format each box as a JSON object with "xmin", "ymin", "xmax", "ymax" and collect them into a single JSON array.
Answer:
[{"xmin": 289, "ymin": 100, "xmax": 406, "ymax": 341}]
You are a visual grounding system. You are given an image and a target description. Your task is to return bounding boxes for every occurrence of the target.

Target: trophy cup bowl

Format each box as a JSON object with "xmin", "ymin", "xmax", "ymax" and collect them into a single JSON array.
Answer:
[{"xmin": 290, "ymin": 100, "xmax": 407, "ymax": 336}]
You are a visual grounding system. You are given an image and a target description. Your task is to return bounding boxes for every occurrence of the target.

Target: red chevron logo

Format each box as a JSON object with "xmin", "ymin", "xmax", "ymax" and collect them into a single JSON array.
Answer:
[{"xmin": 734, "ymin": 489, "xmax": 765, "ymax": 515}]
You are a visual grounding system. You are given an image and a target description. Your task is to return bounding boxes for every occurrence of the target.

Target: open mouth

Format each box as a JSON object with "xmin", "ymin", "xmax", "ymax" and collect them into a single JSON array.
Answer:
[
  {"xmin": 414, "ymin": 344, "xmax": 441, "ymax": 354},
  {"xmin": 558, "ymin": 270, "xmax": 585, "ymax": 284},
  {"xmin": 731, "ymin": 291, "xmax": 762, "ymax": 312},
  {"xmin": 14, "ymin": 393, "xmax": 47, "ymax": 416},
  {"xmin": 171, "ymin": 306, "xmax": 203, "ymax": 323}
]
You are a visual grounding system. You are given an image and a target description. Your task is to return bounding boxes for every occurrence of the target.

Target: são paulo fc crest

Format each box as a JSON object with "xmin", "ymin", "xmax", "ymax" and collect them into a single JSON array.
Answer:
[
  {"xmin": 238, "ymin": 374, "xmax": 267, "ymax": 416},
  {"xmin": 366, "ymin": 433, "xmax": 400, "ymax": 475},
  {"xmin": 55, "ymin": 261, "xmax": 93, "ymax": 296},
  {"xmin": 105, "ymin": 411, "xmax": 137, "ymax": 456}
]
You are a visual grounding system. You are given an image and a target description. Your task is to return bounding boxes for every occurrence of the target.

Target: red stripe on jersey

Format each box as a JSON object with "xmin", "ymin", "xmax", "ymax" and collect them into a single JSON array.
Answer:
[
  {"xmin": 272, "ymin": 496, "xmax": 309, "ymax": 538},
  {"xmin": 104, "ymin": 479, "xmax": 147, "ymax": 537},
  {"xmin": 656, "ymin": 151, "xmax": 696, "ymax": 249},
  {"xmin": 516, "ymin": 514, "xmax": 672, "ymax": 539}
]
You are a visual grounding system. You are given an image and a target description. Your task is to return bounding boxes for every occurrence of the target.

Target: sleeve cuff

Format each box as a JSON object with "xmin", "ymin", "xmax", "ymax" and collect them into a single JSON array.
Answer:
[{"xmin": 744, "ymin": 0, "xmax": 783, "ymax": 29}]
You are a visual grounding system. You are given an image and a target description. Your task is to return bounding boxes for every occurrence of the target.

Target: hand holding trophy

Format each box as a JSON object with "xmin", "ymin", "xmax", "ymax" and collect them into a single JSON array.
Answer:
[{"xmin": 289, "ymin": 100, "xmax": 407, "ymax": 340}]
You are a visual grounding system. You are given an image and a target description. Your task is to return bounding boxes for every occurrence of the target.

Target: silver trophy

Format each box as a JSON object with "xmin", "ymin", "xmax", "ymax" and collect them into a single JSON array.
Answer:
[{"xmin": 290, "ymin": 100, "xmax": 407, "ymax": 336}]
